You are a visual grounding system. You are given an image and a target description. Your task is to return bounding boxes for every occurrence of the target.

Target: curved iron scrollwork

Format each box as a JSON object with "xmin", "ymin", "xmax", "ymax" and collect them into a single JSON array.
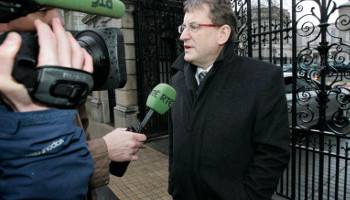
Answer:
[
  {"xmin": 251, "ymin": 17, "xmax": 292, "ymax": 48},
  {"xmin": 234, "ymin": 0, "xmax": 349, "ymax": 133},
  {"xmin": 232, "ymin": 0, "xmax": 249, "ymax": 55},
  {"xmin": 295, "ymin": 0, "xmax": 350, "ymax": 134},
  {"xmin": 335, "ymin": 13, "xmax": 350, "ymax": 31}
]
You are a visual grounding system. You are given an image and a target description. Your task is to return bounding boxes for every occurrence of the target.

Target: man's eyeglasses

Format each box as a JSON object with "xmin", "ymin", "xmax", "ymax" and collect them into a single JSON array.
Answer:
[{"xmin": 178, "ymin": 23, "xmax": 222, "ymax": 34}]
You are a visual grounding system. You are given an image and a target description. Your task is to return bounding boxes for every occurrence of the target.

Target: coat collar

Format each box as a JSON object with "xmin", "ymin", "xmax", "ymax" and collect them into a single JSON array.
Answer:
[
  {"xmin": 171, "ymin": 42, "xmax": 237, "ymax": 73},
  {"xmin": 171, "ymin": 42, "xmax": 237, "ymax": 93}
]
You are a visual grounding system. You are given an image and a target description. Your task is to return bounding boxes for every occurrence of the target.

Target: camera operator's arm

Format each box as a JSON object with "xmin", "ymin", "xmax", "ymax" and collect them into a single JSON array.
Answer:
[
  {"xmin": 86, "ymin": 128, "xmax": 147, "ymax": 188},
  {"xmin": 76, "ymin": 105, "xmax": 147, "ymax": 188},
  {"xmin": 0, "ymin": 18, "xmax": 92, "ymax": 112}
]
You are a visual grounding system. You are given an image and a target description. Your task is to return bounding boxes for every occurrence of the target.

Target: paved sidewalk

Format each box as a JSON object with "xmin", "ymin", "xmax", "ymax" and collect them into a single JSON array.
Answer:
[{"xmin": 108, "ymin": 145, "xmax": 171, "ymax": 200}]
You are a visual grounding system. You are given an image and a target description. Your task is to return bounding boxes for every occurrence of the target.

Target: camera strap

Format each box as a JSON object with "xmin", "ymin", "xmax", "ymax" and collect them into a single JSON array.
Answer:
[{"xmin": 13, "ymin": 66, "xmax": 94, "ymax": 108}]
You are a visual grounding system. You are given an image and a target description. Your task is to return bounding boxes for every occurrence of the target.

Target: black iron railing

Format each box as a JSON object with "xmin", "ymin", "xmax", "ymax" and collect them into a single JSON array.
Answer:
[
  {"xmin": 233, "ymin": 0, "xmax": 350, "ymax": 199},
  {"xmin": 134, "ymin": 0, "xmax": 183, "ymax": 138}
]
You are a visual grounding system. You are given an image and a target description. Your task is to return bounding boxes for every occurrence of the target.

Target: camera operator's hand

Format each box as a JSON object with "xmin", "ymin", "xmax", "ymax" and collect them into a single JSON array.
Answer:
[
  {"xmin": 103, "ymin": 128, "xmax": 147, "ymax": 162},
  {"xmin": 0, "ymin": 18, "xmax": 93, "ymax": 112},
  {"xmin": 0, "ymin": 32, "xmax": 43, "ymax": 111}
]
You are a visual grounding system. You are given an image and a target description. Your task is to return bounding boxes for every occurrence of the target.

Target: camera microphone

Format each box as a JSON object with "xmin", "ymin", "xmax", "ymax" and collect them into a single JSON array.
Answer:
[
  {"xmin": 0, "ymin": 0, "xmax": 125, "ymax": 23},
  {"xmin": 33, "ymin": 0, "xmax": 125, "ymax": 18}
]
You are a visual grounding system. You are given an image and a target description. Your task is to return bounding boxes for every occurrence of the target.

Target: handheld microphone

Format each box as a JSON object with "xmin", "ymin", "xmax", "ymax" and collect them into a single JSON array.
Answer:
[
  {"xmin": 136, "ymin": 83, "xmax": 176, "ymax": 132},
  {"xmin": 109, "ymin": 83, "xmax": 176, "ymax": 177},
  {"xmin": 34, "ymin": 0, "xmax": 125, "ymax": 18}
]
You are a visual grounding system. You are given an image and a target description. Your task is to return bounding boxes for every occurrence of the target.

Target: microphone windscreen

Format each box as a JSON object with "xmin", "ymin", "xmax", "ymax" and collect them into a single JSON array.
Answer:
[
  {"xmin": 34, "ymin": 0, "xmax": 125, "ymax": 18},
  {"xmin": 146, "ymin": 83, "xmax": 176, "ymax": 115}
]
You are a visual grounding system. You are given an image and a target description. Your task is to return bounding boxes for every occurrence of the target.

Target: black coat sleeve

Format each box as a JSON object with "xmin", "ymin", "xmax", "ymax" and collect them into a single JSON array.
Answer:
[
  {"xmin": 167, "ymin": 78, "xmax": 174, "ymax": 195},
  {"xmin": 243, "ymin": 67, "xmax": 291, "ymax": 199}
]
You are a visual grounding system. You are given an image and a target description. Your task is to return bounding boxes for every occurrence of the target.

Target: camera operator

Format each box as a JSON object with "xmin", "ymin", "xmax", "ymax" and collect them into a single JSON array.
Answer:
[{"xmin": 0, "ymin": 8, "xmax": 146, "ymax": 200}]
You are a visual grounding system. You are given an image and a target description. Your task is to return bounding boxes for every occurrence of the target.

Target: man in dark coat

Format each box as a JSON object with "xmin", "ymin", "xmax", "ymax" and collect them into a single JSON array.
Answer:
[{"xmin": 168, "ymin": 0, "xmax": 290, "ymax": 199}]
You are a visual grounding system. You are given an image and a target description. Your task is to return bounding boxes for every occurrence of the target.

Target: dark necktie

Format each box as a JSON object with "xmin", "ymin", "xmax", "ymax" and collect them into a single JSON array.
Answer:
[{"xmin": 198, "ymin": 71, "xmax": 208, "ymax": 83}]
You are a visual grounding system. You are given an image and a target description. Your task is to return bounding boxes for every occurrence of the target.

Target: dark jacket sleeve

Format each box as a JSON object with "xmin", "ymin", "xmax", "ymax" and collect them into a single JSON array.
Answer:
[
  {"xmin": 167, "ymin": 77, "xmax": 174, "ymax": 195},
  {"xmin": 244, "ymin": 68, "xmax": 290, "ymax": 199},
  {"xmin": 167, "ymin": 112, "xmax": 174, "ymax": 194},
  {"xmin": 76, "ymin": 105, "xmax": 110, "ymax": 189}
]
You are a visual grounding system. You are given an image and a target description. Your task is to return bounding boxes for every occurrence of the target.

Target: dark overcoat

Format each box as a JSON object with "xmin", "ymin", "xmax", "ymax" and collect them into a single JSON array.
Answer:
[{"xmin": 168, "ymin": 42, "xmax": 290, "ymax": 200}]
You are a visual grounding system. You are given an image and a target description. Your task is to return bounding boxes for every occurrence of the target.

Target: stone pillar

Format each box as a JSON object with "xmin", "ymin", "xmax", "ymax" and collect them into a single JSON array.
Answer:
[
  {"xmin": 90, "ymin": 91, "xmax": 103, "ymax": 123},
  {"xmin": 114, "ymin": 1, "xmax": 140, "ymax": 128},
  {"xmin": 63, "ymin": 11, "xmax": 88, "ymax": 31}
]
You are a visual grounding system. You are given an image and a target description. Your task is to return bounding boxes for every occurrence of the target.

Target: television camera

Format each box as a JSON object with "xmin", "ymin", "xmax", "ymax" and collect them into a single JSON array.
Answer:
[{"xmin": 0, "ymin": 0, "xmax": 127, "ymax": 108}]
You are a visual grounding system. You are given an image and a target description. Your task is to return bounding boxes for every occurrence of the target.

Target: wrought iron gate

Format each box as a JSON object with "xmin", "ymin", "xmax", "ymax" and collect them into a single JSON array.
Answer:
[
  {"xmin": 233, "ymin": 0, "xmax": 350, "ymax": 199},
  {"xmin": 134, "ymin": 0, "xmax": 183, "ymax": 138}
]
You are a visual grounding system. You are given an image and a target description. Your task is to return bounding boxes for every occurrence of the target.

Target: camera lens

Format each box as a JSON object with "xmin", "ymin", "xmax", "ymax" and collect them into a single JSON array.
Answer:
[
  {"xmin": 75, "ymin": 28, "xmax": 126, "ymax": 91},
  {"xmin": 76, "ymin": 32, "xmax": 110, "ymax": 90}
]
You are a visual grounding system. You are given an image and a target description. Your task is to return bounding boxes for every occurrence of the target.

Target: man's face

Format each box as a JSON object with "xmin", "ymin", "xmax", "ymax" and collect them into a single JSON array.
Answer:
[
  {"xmin": 1, "ymin": 8, "xmax": 64, "ymax": 32},
  {"xmin": 180, "ymin": 3, "xmax": 222, "ymax": 69}
]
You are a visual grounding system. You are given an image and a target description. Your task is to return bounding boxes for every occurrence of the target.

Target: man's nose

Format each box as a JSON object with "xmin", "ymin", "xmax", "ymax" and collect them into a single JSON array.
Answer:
[{"xmin": 180, "ymin": 29, "xmax": 190, "ymax": 41}]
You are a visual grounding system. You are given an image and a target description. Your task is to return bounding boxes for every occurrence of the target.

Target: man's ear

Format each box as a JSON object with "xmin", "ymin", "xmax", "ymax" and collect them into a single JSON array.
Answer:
[{"xmin": 217, "ymin": 25, "xmax": 231, "ymax": 45}]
